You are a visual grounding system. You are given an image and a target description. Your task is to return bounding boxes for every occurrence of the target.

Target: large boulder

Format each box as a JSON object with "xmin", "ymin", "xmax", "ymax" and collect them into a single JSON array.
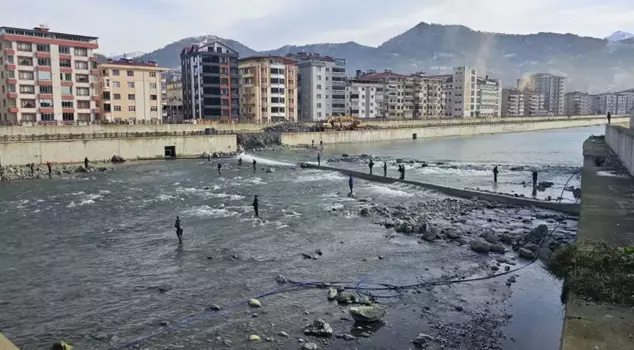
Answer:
[
  {"xmin": 349, "ymin": 305, "xmax": 386, "ymax": 323},
  {"xmin": 470, "ymin": 240, "xmax": 491, "ymax": 253},
  {"xmin": 111, "ymin": 155, "xmax": 126, "ymax": 163},
  {"xmin": 518, "ymin": 248, "xmax": 536, "ymax": 259},
  {"xmin": 421, "ymin": 226, "xmax": 438, "ymax": 242},
  {"xmin": 483, "ymin": 233, "xmax": 500, "ymax": 244},
  {"xmin": 304, "ymin": 319, "xmax": 333, "ymax": 337}
]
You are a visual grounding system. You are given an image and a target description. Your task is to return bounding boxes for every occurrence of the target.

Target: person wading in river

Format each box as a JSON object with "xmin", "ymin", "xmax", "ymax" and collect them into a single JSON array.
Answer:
[
  {"xmin": 368, "ymin": 159, "xmax": 374, "ymax": 175},
  {"xmin": 47, "ymin": 161, "xmax": 53, "ymax": 176},
  {"xmin": 607, "ymin": 111, "xmax": 612, "ymax": 124},
  {"xmin": 348, "ymin": 175, "xmax": 354, "ymax": 196},
  {"xmin": 493, "ymin": 166, "xmax": 499, "ymax": 183},
  {"xmin": 383, "ymin": 162, "xmax": 387, "ymax": 177},
  {"xmin": 317, "ymin": 153, "xmax": 321, "ymax": 166},
  {"xmin": 253, "ymin": 159, "xmax": 257, "ymax": 173},
  {"xmin": 174, "ymin": 216, "xmax": 183, "ymax": 244},
  {"xmin": 238, "ymin": 157, "xmax": 243, "ymax": 167},
  {"xmin": 217, "ymin": 162, "xmax": 222, "ymax": 176},
  {"xmin": 84, "ymin": 157, "xmax": 89, "ymax": 170},
  {"xmin": 252, "ymin": 195, "xmax": 259, "ymax": 218}
]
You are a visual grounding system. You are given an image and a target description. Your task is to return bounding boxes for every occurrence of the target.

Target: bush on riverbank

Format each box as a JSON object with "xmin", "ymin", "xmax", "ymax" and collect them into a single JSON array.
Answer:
[{"xmin": 547, "ymin": 242, "xmax": 634, "ymax": 306}]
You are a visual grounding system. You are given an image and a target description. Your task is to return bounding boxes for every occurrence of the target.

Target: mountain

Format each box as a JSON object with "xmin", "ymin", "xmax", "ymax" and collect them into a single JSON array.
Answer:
[
  {"xmin": 110, "ymin": 51, "xmax": 145, "ymax": 60},
  {"xmin": 136, "ymin": 23, "xmax": 634, "ymax": 92},
  {"xmin": 605, "ymin": 31, "xmax": 634, "ymax": 42}
]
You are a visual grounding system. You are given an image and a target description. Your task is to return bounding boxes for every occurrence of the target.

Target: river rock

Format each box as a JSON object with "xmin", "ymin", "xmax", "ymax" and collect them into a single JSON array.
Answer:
[
  {"xmin": 538, "ymin": 247, "xmax": 553, "ymax": 261},
  {"xmin": 209, "ymin": 304, "xmax": 221, "ymax": 311},
  {"xmin": 412, "ymin": 333, "xmax": 435, "ymax": 345},
  {"xmin": 500, "ymin": 234, "xmax": 514, "ymax": 245},
  {"xmin": 304, "ymin": 319, "xmax": 333, "ymax": 337},
  {"xmin": 490, "ymin": 244, "xmax": 505, "ymax": 254},
  {"xmin": 470, "ymin": 240, "xmax": 491, "ymax": 253},
  {"xmin": 248, "ymin": 335, "xmax": 261, "ymax": 341},
  {"xmin": 446, "ymin": 230, "xmax": 461, "ymax": 239},
  {"xmin": 421, "ymin": 226, "xmax": 438, "ymax": 242},
  {"xmin": 524, "ymin": 243, "xmax": 539, "ymax": 252},
  {"xmin": 327, "ymin": 288, "xmax": 338, "ymax": 300},
  {"xmin": 484, "ymin": 233, "xmax": 500, "ymax": 244},
  {"xmin": 349, "ymin": 305, "xmax": 386, "ymax": 323},
  {"xmin": 278, "ymin": 331, "xmax": 289, "ymax": 337},
  {"xmin": 518, "ymin": 248, "xmax": 536, "ymax": 259},
  {"xmin": 343, "ymin": 334, "xmax": 356, "ymax": 341},
  {"xmin": 360, "ymin": 208, "xmax": 370, "ymax": 217},
  {"xmin": 335, "ymin": 292, "xmax": 355, "ymax": 304},
  {"xmin": 111, "ymin": 155, "xmax": 126, "ymax": 163},
  {"xmin": 248, "ymin": 299, "xmax": 262, "ymax": 307},
  {"xmin": 265, "ymin": 167, "xmax": 275, "ymax": 173},
  {"xmin": 302, "ymin": 342, "xmax": 318, "ymax": 350},
  {"xmin": 276, "ymin": 274, "xmax": 287, "ymax": 284}
]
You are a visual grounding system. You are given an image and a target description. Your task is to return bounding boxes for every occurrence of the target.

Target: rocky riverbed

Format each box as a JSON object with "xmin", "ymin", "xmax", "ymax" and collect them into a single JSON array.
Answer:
[{"xmin": 0, "ymin": 163, "xmax": 112, "ymax": 182}]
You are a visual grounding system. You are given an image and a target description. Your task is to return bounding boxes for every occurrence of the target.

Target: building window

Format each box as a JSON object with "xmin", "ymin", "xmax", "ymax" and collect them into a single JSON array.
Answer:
[
  {"xmin": 150, "ymin": 72, "xmax": 157, "ymax": 78},
  {"xmin": 128, "ymin": 82, "xmax": 134, "ymax": 88},
  {"xmin": 150, "ymin": 83, "xmax": 157, "ymax": 89},
  {"xmin": 59, "ymin": 59, "xmax": 72, "ymax": 68},
  {"xmin": 76, "ymin": 87, "xmax": 90, "ymax": 96},
  {"xmin": 150, "ymin": 106, "xmax": 158, "ymax": 112},
  {"xmin": 61, "ymin": 86, "xmax": 72, "ymax": 95},
  {"xmin": 114, "ymin": 105, "xmax": 122, "ymax": 112},
  {"xmin": 317, "ymin": 103, "xmax": 322, "ymax": 108},
  {"xmin": 127, "ymin": 70, "xmax": 134, "ymax": 77},
  {"xmin": 60, "ymin": 73, "xmax": 72, "ymax": 81},
  {"xmin": 75, "ymin": 61, "xmax": 88, "ymax": 70},
  {"xmin": 78, "ymin": 113, "xmax": 90, "ymax": 121},
  {"xmin": 150, "ymin": 94, "xmax": 157, "ymax": 101},
  {"xmin": 20, "ymin": 85, "xmax": 35, "ymax": 94},
  {"xmin": 127, "ymin": 94, "xmax": 135, "ymax": 100},
  {"xmin": 75, "ymin": 74, "xmax": 89, "ymax": 83},
  {"xmin": 17, "ymin": 42, "xmax": 32, "ymax": 52},
  {"xmin": 37, "ymin": 57, "xmax": 51, "ymax": 66},
  {"xmin": 22, "ymin": 113, "xmax": 36, "ymax": 121},
  {"xmin": 36, "ymin": 44, "xmax": 50, "ymax": 52},
  {"xmin": 59, "ymin": 46, "xmax": 71, "ymax": 54},
  {"xmin": 113, "ymin": 70, "xmax": 120, "ymax": 76},
  {"xmin": 74, "ymin": 48, "xmax": 88, "ymax": 57},
  {"xmin": 40, "ymin": 99, "xmax": 53, "ymax": 107},
  {"xmin": 40, "ymin": 113, "xmax": 54, "ymax": 121},
  {"xmin": 20, "ymin": 99, "xmax": 36, "ymax": 108},
  {"xmin": 78, "ymin": 101, "xmax": 90, "ymax": 109},
  {"xmin": 62, "ymin": 113, "xmax": 74, "ymax": 121},
  {"xmin": 18, "ymin": 57, "xmax": 33, "ymax": 66},
  {"xmin": 317, "ymin": 75, "xmax": 322, "ymax": 80},
  {"xmin": 18, "ymin": 71, "xmax": 34, "ymax": 80},
  {"xmin": 113, "ymin": 81, "xmax": 120, "ymax": 88},
  {"xmin": 317, "ymin": 85, "xmax": 322, "ymax": 90},
  {"xmin": 128, "ymin": 106, "xmax": 136, "ymax": 112},
  {"xmin": 37, "ymin": 71, "xmax": 52, "ymax": 80},
  {"xmin": 113, "ymin": 93, "xmax": 121, "ymax": 100},
  {"xmin": 317, "ymin": 94, "xmax": 322, "ymax": 99},
  {"xmin": 62, "ymin": 101, "xmax": 73, "ymax": 108}
]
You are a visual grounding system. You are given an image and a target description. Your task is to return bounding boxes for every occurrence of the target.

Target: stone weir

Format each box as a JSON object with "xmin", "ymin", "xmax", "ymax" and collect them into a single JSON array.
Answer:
[{"xmin": 301, "ymin": 163, "xmax": 580, "ymax": 215}]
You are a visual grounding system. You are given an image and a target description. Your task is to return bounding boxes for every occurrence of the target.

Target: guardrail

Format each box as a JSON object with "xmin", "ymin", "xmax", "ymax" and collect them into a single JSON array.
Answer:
[{"xmin": 0, "ymin": 130, "xmax": 235, "ymax": 142}]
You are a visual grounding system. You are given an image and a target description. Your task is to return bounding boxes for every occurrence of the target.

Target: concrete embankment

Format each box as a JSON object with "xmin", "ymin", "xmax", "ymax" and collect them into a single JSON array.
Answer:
[
  {"xmin": 282, "ymin": 116, "xmax": 628, "ymax": 146},
  {"xmin": 560, "ymin": 134, "xmax": 634, "ymax": 350},
  {"xmin": 606, "ymin": 124, "xmax": 634, "ymax": 176},
  {"xmin": 0, "ymin": 134, "xmax": 236, "ymax": 165},
  {"xmin": 302, "ymin": 163, "xmax": 580, "ymax": 215}
]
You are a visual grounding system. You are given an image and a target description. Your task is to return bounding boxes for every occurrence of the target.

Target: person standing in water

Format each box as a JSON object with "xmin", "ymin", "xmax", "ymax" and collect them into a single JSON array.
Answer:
[
  {"xmin": 84, "ymin": 157, "xmax": 89, "ymax": 170},
  {"xmin": 47, "ymin": 161, "xmax": 52, "ymax": 176},
  {"xmin": 607, "ymin": 111, "xmax": 612, "ymax": 124},
  {"xmin": 252, "ymin": 195, "xmax": 259, "ymax": 218},
  {"xmin": 383, "ymin": 162, "xmax": 387, "ymax": 177},
  {"xmin": 493, "ymin": 166, "xmax": 499, "ymax": 183},
  {"xmin": 532, "ymin": 170, "xmax": 538, "ymax": 189},
  {"xmin": 238, "ymin": 157, "xmax": 243, "ymax": 167},
  {"xmin": 174, "ymin": 216, "xmax": 183, "ymax": 244},
  {"xmin": 348, "ymin": 175, "xmax": 354, "ymax": 195},
  {"xmin": 217, "ymin": 162, "xmax": 222, "ymax": 175},
  {"xmin": 29, "ymin": 163, "xmax": 35, "ymax": 175},
  {"xmin": 252, "ymin": 159, "xmax": 257, "ymax": 173},
  {"xmin": 317, "ymin": 153, "xmax": 321, "ymax": 166},
  {"xmin": 368, "ymin": 159, "xmax": 374, "ymax": 175}
]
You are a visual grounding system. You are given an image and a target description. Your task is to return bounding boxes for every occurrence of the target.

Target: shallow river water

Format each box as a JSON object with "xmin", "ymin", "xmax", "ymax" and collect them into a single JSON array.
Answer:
[{"xmin": 0, "ymin": 126, "xmax": 597, "ymax": 349}]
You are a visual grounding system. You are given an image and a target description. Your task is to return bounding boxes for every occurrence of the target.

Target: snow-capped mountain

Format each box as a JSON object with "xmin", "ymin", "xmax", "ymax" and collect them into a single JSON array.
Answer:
[
  {"xmin": 605, "ymin": 31, "xmax": 634, "ymax": 42},
  {"xmin": 110, "ymin": 51, "xmax": 146, "ymax": 60}
]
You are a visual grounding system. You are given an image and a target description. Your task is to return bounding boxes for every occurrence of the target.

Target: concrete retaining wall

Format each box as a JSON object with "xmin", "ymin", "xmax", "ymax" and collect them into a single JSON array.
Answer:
[
  {"xmin": 303, "ymin": 164, "xmax": 580, "ymax": 215},
  {"xmin": 605, "ymin": 124, "xmax": 634, "ymax": 176},
  {"xmin": 282, "ymin": 117, "xmax": 628, "ymax": 146},
  {"xmin": 0, "ymin": 134, "xmax": 236, "ymax": 165}
]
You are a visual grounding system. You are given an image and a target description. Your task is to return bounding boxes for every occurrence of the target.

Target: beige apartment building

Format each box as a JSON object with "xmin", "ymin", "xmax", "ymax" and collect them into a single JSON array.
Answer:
[
  {"xmin": 0, "ymin": 25, "xmax": 100, "ymax": 123},
  {"xmin": 411, "ymin": 74, "xmax": 445, "ymax": 118},
  {"xmin": 239, "ymin": 55, "xmax": 298, "ymax": 123},
  {"xmin": 165, "ymin": 78, "xmax": 183, "ymax": 121},
  {"xmin": 358, "ymin": 70, "xmax": 414, "ymax": 119},
  {"xmin": 97, "ymin": 60, "xmax": 167, "ymax": 123},
  {"xmin": 501, "ymin": 88, "xmax": 525, "ymax": 116}
]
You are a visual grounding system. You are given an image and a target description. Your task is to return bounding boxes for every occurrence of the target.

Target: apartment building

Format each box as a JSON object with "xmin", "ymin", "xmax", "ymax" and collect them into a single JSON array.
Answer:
[
  {"xmin": 238, "ymin": 55, "xmax": 298, "ymax": 123},
  {"xmin": 525, "ymin": 73, "xmax": 566, "ymax": 115},
  {"xmin": 564, "ymin": 91, "xmax": 593, "ymax": 115},
  {"xmin": 524, "ymin": 91, "xmax": 547, "ymax": 116},
  {"xmin": 476, "ymin": 76, "xmax": 502, "ymax": 117},
  {"xmin": 0, "ymin": 25, "xmax": 99, "ymax": 123},
  {"xmin": 181, "ymin": 40, "xmax": 239, "ymax": 120},
  {"xmin": 591, "ymin": 93, "xmax": 628, "ymax": 115},
  {"xmin": 411, "ymin": 74, "xmax": 445, "ymax": 119},
  {"xmin": 345, "ymin": 78, "xmax": 383, "ymax": 118},
  {"xmin": 97, "ymin": 60, "xmax": 167, "ymax": 123},
  {"xmin": 501, "ymin": 88, "xmax": 525, "ymax": 116},
  {"xmin": 358, "ymin": 70, "xmax": 414, "ymax": 119},
  {"xmin": 289, "ymin": 52, "xmax": 345, "ymax": 121},
  {"xmin": 165, "ymin": 78, "xmax": 183, "ymax": 122}
]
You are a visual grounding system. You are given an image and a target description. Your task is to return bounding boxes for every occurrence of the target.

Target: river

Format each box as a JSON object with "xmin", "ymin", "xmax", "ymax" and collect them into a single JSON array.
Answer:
[{"xmin": 0, "ymin": 126, "xmax": 597, "ymax": 349}]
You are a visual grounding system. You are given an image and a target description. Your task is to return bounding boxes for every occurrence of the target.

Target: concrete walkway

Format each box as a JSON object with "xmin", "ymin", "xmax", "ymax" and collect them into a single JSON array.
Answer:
[
  {"xmin": 560, "ymin": 137, "xmax": 634, "ymax": 350},
  {"xmin": 0, "ymin": 333, "xmax": 18, "ymax": 350},
  {"xmin": 301, "ymin": 163, "xmax": 580, "ymax": 215}
]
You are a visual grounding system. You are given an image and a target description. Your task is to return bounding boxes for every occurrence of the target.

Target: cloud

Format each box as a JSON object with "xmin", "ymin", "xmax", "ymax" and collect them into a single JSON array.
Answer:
[{"xmin": 1, "ymin": 0, "xmax": 634, "ymax": 55}]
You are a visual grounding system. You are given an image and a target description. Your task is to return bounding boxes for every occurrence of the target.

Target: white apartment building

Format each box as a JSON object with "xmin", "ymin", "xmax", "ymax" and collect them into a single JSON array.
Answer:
[
  {"xmin": 564, "ymin": 91, "xmax": 593, "ymax": 115},
  {"xmin": 591, "ymin": 93, "xmax": 628, "ymax": 115},
  {"xmin": 345, "ymin": 78, "xmax": 383, "ymax": 118},
  {"xmin": 501, "ymin": 88, "xmax": 525, "ymax": 116},
  {"xmin": 358, "ymin": 70, "xmax": 415, "ymax": 119},
  {"xmin": 450, "ymin": 66, "xmax": 479, "ymax": 117},
  {"xmin": 528, "ymin": 73, "xmax": 566, "ymax": 115},
  {"xmin": 524, "ymin": 91, "xmax": 547, "ymax": 116},
  {"xmin": 430, "ymin": 67, "xmax": 500, "ymax": 118},
  {"xmin": 476, "ymin": 76, "xmax": 502, "ymax": 117},
  {"xmin": 0, "ymin": 25, "xmax": 100, "ymax": 123},
  {"xmin": 290, "ymin": 52, "xmax": 345, "ymax": 121}
]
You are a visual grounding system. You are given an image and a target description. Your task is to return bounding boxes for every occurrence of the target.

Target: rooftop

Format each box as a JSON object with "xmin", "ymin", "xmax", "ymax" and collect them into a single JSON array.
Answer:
[
  {"xmin": 239, "ymin": 55, "xmax": 296, "ymax": 65},
  {"xmin": 0, "ymin": 25, "xmax": 98, "ymax": 42},
  {"xmin": 100, "ymin": 59, "xmax": 167, "ymax": 70}
]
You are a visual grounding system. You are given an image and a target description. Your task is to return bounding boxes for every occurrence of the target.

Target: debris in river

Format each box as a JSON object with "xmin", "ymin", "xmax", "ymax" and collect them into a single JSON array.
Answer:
[
  {"xmin": 303, "ymin": 319, "xmax": 333, "ymax": 337},
  {"xmin": 349, "ymin": 305, "xmax": 386, "ymax": 322}
]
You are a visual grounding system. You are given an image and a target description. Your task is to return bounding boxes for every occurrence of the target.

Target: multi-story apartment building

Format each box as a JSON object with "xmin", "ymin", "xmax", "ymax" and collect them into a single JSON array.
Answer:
[
  {"xmin": 165, "ymin": 78, "xmax": 183, "ymax": 122},
  {"xmin": 501, "ymin": 88, "xmax": 525, "ymax": 116},
  {"xmin": 181, "ymin": 40, "xmax": 240, "ymax": 120},
  {"xmin": 525, "ymin": 73, "xmax": 566, "ymax": 115},
  {"xmin": 97, "ymin": 59, "xmax": 167, "ymax": 123},
  {"xmin": 0, "ymin": 25, "xmax": 100, "ymax": 123},
  {"xmin": 238, "ymin": 55, "xmax": 298, "ymax": 123},
  {"xmin": 564, "ymin": 91, "xmax": 593, "ymax": 115},
  {"xmin": 344, "ymin": 78, "xmax": 383, "ymax": 118},
  {"xmin": 357, "ymin": 70, "xmax": 414, "ymax": 119},
  {"xmin": 289, "ymin": 52, "xmax": 345, "ymax": 121},
  {"xmin": 523, "ymin": 91, "xmax": 546, "ymax": 116},
  {"xmin": 411, "ymin": 74, "xmax": 445, "ymax": 119},
  {"xmin": 476, "ymin": 76, "xmax": 502, "ymax": 117},
  {"xmin": 591, "ymin": 93, "xmax": 629, "ymax": 115}
]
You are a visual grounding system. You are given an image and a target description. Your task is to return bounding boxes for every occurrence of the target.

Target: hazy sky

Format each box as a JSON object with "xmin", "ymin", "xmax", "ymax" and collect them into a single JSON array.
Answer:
[{"xmin": 2, "ymin": 0, "xmax": 634, "ymax": 56}]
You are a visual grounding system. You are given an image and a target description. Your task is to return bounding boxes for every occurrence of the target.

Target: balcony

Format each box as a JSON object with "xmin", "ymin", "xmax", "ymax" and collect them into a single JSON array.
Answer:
[
  {"xmin": 7, "ymin": 92, "xmax": 17, "ymax": 99},
  {"xmin": 39, "ymin": 93, "xmax": 53, "ymax": 99},
  {"xmin": 63, "ymin": 108, "xmax": 75, "ymax": 113},
  {"xmin": 59, "ymin": 54, "xmax": 72, "ymax": 60},
  {"xmin": 92, "ymin": 108, "xmax": 101, "ymax": 113},
  {"xmin": 38, "ymin": 80, "xmax": 53, "ymax": 86},
  {"xmin": 5, "ymin": 63, "xmax": 16, "ymax": 70},
  {"xmin": 62, "ymin": 95, "xmax": 74, "ymax": 101},
  {"xmin": 37, "ymin": 66, "xmax": 52, "ymax": 72},
  {"xmin": 8, "ymin": 107, "xmax": 19, "ymax": 113},
  {"xmin": 60, "ymin": 67, "xmax": 73, "ymax": 73},
  {"xmin": 3, "ymin": 49, "xmax": 16, "ymax": 55},
  {"xmin": 39, "ymin": 107, "xmax": 54, "ymax": 114},
  {"xmin": 6, "ymin": 78, "xmax": 17, "ymax": 85},
  {"xmin": 35, "ymin": 52, "xmax": 51, "ymax": 59},
  {"xmin": 61, "ymin": 81, "xmax": 73, "ymax": 87}
]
